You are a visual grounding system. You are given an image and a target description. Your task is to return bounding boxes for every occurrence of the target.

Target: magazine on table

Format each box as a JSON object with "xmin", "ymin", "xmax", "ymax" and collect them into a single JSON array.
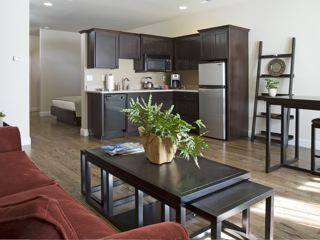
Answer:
[{"xmin": 101, "ymin": 142, "xmax": 144, "ymax": 156}]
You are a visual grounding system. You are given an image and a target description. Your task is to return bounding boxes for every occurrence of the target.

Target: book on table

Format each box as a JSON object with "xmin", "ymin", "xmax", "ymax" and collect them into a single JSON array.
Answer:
[{"xmin": 101, "ymin": 142, "xmax": 144, "ymax": 156}]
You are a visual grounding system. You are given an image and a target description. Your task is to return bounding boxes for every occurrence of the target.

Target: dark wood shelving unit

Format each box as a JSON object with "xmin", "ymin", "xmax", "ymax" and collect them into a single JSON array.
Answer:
[{"xmin": 251, "ymin": 38, "xmax": 296, "ymax": 143}]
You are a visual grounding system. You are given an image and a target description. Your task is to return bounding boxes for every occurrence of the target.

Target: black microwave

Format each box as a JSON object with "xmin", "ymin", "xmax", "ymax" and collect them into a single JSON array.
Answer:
[{"xmin": 144, "ymin": 54, "xmax": 172, "ymax": 72}]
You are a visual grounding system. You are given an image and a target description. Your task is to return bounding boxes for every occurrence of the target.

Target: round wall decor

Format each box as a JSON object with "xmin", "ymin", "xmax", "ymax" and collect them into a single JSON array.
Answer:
[{"xmin": 268, "ymin": 58, "xmax": 286, "ymax": 76}]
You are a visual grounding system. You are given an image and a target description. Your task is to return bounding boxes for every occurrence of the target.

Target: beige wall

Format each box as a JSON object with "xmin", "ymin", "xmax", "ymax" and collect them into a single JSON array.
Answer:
[
  {"xmin": 131, "ymin": 0, "xmax": 320, "ymax": 148},
  {"xmin": 0, "ymin": 0, "xmax": 30, "ymax": 145},
  {"xmin": 40, "ymin": 29, "xmax": 81, "ymax": 115},
  {"xmin": 30, "ymin": 35, "xmax": 40, "ymax": 112}
]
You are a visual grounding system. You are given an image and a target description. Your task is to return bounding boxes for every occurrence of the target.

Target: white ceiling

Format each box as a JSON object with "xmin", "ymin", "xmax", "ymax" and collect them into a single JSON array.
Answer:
[{"xmin": 30, "ymin": 0, "xmax": 243, "ymax": 35}]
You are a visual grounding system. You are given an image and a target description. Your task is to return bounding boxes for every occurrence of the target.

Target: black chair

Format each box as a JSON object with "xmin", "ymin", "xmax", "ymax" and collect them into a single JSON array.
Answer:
[{"xmin": 311, "ymin": 118, "xmax": 320, "ymax": 172}]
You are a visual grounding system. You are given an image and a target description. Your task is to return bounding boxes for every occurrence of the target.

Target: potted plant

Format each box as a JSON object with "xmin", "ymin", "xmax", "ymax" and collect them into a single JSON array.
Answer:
[
  {"xmin": 122, "ymin": 96, "xmax": 208, "ymax": 167},
  {"xmin": 0, "ymin": 111, "xmax": 6, "ymax": 127},
  {"xmin": 265, "ymin": 79, "xmax": 280, "ymax": 97}
]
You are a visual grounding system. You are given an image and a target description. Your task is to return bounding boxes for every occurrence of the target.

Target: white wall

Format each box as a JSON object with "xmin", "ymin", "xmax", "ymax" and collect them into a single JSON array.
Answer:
[
  {"xmin": 0, "ymin": 1, "xmax": 30, "ymax": 145},
  {"xmin": 30, "ymin": 35, "xmax": 40, "ymax": 112},
  {"xmin": 40, "ymin": 29, "xmax": 81, "ymax": 115},
  {"xmin": 131, "ymin": 0, "xmax": 320, "ymax": 148}
]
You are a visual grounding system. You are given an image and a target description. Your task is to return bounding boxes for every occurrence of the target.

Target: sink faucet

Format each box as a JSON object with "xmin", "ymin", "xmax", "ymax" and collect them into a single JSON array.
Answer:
[{"xmin": 121, "ymin": 77, "xmax": 130, "ymax": 90}]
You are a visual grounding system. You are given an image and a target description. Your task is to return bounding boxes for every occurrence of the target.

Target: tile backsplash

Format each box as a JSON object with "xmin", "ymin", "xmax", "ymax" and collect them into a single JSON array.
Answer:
[{"xmin": 84, "ymin": 59, "xmax": 199, "ymax": 91}]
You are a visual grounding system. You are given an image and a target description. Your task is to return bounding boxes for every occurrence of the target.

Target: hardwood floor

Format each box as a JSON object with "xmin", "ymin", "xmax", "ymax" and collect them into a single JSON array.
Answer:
[{"xmin": 25, "ymin": 114, "xmax": 320, "ymax": 239}]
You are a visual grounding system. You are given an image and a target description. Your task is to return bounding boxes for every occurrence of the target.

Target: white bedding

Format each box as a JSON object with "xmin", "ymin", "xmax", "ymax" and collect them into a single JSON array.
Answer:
[
  {"xmin": 52, "ymin": 96, "xmax": 81, "ymax": 117},
  {"xmin": 52, "ymin": 99, "xmax": 76, "ymax": 112}
]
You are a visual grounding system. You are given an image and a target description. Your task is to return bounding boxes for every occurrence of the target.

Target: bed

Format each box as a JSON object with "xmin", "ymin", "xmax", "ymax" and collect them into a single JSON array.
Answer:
[{"xmin": 51, "ymin": 96, "xmax": 81, "ymax": 126}]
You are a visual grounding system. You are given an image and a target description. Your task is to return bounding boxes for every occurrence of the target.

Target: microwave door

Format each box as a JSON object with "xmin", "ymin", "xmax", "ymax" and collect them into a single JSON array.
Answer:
[{"xmin": 145, "ymin": 58, "xmax": 166, "ymax": 72}]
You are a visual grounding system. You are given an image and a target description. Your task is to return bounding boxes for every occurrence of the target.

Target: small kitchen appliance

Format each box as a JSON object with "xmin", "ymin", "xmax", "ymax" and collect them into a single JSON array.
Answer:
[{"xmin": 171, "ymin": 74, "xmax": 181, "ymax": 89}]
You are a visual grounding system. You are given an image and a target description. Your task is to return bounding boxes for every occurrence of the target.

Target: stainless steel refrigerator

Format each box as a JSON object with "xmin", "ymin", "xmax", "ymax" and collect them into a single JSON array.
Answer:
[{"xmin": 199, "ymin": 62, "xmax": 226, "ymax": 140}]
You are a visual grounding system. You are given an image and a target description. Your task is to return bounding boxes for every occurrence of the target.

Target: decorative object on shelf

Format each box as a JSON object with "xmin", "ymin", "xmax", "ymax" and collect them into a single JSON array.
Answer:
[
  {"xmin": 122, "ymin": 95, "xmax": 208, "ymax": 166},
  {"xmin": 268, "ymin": 58, "xmax": 286, "ymax": 76},
  {"xmin": 265, "ymin": 79, "xmax": 280, "ymax": 97},
  {"xmin": 0, "ymin": 112, "xmax": 6, "ymax": 127}
]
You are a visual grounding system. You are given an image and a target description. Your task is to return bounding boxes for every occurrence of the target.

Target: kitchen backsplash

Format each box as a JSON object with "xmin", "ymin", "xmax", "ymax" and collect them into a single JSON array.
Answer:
[{"xmin": 84, "ymin": 59, "xmax": 199, "ymax": 91}]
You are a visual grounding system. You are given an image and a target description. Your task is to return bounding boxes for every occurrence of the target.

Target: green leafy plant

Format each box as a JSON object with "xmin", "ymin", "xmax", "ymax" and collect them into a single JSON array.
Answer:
[
  {"xmin": 122, "ymin": 95, "xmax": 208, "ymax": 166},
  {"xmin": 265, "ymin": 79, "xmax": 280, "ymax": 89},
  {"xmin": 0, "ymin": 112, "xmax": 5, "ymax": 118}
]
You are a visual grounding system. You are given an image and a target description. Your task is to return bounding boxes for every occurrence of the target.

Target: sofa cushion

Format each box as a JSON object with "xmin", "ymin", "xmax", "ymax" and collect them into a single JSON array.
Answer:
[
  {"xmin": 0, "ymin": 184, "xmax": 118, "ymax": 239},
  {"xmin": 0, "ymin": 127, "xmax": 22, "ymax": 153},
  {"xmin": 0, "ymin": 151, "xmax": 55, "ymax": 198},
  {"xmin": 0, "ymin": 195, "xmax": 78, "ymax": 239}
]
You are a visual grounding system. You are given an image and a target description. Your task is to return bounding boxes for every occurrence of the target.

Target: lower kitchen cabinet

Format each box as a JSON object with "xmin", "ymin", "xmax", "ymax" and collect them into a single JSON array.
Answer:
[
  {"xmin": 87, "ymin": 91, "xmax": 199, "ymax": 139},
  {"xmin": 173, "ymin": 92, "xmax": 199, "ymax": 133}
]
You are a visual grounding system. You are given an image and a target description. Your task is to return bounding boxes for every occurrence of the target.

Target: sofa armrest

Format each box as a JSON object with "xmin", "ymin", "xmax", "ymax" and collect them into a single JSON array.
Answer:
[
  {"xmin": 0, "ymin": 127, "xmax": 21, "ymax": 153},
  {"xmin": 104, "ymin": 222, "xmax": 189, "ymax": 240}
]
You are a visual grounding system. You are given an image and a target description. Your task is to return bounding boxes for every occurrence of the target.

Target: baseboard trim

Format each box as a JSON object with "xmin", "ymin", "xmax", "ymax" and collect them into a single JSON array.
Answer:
[
  {"xmin": 80, "ymin": 128, "xmax": 89, "ymax": 137},
  {"xmin": 30, "ymin": 107, "xmax": 39, "ymax": 112},
  {"xmin": 39, "ymin": 111, "xmax": 51, "ymax": 117}
]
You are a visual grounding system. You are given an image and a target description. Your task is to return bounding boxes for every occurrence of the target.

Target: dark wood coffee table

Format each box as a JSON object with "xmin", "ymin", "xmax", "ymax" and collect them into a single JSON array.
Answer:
[{"xmin": 81, "ymin": 148, "xmax": 250, "ymax": 231}]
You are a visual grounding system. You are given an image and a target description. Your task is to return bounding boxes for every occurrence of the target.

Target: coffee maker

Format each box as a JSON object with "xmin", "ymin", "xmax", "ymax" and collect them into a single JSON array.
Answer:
[{"xmin": 171, "ymin": 74, "xmax": 181, "ymax": 89}]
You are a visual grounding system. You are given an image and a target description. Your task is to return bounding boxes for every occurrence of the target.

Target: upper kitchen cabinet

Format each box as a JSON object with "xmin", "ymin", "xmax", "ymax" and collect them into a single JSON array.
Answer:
[
  {"xmin": 140, "ymin": 35, "xmax": 173, "ymax": 56},
  {"xmin": 199, "ymin": 27, "xmax": 228, "ymax": 61},
  {"xmin": 87, "ymin": 29, "xmax": 119, "ymax": 69},
  {"xmin": 119, "ymin": 33, "xmax": 140, "ymax": 60},
  {"xmin": 174, "ymin": 34, "xmax": 200, "ymax": 70}
]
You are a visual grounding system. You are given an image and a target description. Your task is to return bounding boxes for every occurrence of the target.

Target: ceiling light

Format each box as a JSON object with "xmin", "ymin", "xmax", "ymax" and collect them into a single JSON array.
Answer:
[
  {"xmin": 200, "ymin": 0, "xmax": 211, "ymax": 3},
  {"xmin": 43, "ymin": 2, "xmax": 53, "ymax": 7},
  {"xmin": 44, "ymin": 26, "xmax": 50, "ymax": 29},
  {"xmin": 179, "ymin": 6, "xmax": 188, "ymax": 10}
]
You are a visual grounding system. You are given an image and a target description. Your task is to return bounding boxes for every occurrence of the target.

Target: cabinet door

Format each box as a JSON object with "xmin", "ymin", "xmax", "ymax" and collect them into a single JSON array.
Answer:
[
  {"xmin": 88, "ymin": 30, "xmax": 119, "ymax": 68},
  {"xmin": 214, "ymin": 30, "xmax": 228, "ymax": 59},
  {"xmin": 174, "ymin": 35, "xmax": 200, "ymax": 70},
  {"xmin": 200, "ymin": 30, "xmax": 228, "ymax": 60},
  {"xmin": 141, "ymin": 35, "xmax": 173, "ymax": 56},
  {"xmin": 126, "ymin": 93, "xmax": 150, "ymax": 135},
  {"xmin": 200, "ymin": 31, "xmax": 215, "ymax": 60},
  {"xmin": 152, "ymin": 92, "xmax": 173, "ymax": 110},
  {"xmin": 119, "ymin": 33, "xmax": 140, "ymax": 60}
]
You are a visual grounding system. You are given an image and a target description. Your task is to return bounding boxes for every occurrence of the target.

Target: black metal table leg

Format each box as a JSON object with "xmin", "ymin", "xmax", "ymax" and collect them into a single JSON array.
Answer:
[
  {"xmin": 295, "ymin": 108, "xmax": 300, "ymax": 160},
  {"xmin": 266, "ymin": 102, "xmax": 271, "ymax": 173},
  {"xmin": 281, "ymin": 107, "xmax": 288, "ymax": 164},
  {"xmin": 211, "ymin": 219, "xmax": 222, "ymax": 240},
  {"xmin": 80, "ymin": 151, "xmax": 86, "ymax": 195},
  {"xmin": 242, "ymin": 208, "xmax": 250, "ymax": 236},
  {"xmin": 135, "ymin": 189, "xmax": 144, "ymax": 227},
  {"xmin": 265, "ymin": 195, "xmax": 274, "ymax": 240},
  {"xmin": 176, "ymin": 206, "xmax": 186, "ymax": 225},
  {"xmin": 161, "ymin": 203, "xmax": 170, "ymax": 222},
  {"xmin": 311, "ymin": 124, "xmax": 316, "ymax": 172},
  {"xmin": 84, "ymin": 159, "xmax": 92, "ymax": 203},
  {"xmin": 102, "ymin": 170, "xmax": 113, "ymax": 217}
]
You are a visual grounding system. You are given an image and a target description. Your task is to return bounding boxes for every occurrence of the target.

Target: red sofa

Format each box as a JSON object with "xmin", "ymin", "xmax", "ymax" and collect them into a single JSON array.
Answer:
[{"xmin": 0, "ymin": 127, "xmax": 189, "ymax": 239}]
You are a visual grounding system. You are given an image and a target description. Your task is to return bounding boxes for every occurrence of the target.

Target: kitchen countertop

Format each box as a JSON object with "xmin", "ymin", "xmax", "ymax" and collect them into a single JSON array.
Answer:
[{"xmin": 86, "ymin": 89, "xmax": 199, "ymax": 94}]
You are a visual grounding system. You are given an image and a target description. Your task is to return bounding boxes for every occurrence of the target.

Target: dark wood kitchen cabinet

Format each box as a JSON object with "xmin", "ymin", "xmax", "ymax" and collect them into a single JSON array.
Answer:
[
  {"xmin": 199, "ymin": 27, "xmax": 228, "ymax": 61},
  {"xmin": 140, "ymin": 35, "xmax": 173, "ymax": 56},
  {"xmin": 174, "ymin": 34, "xmax": 200, "ymax": 70},
  {"xmin": 119, "ymin": 33, "xmax": 140, "ymax": 60},
  {"xmin": 87, "ymin": 30, "xmax": 119, "ymax": 69},
  {"xmin": 173, "ymin": 92, "xmax": 199, "ymax": 124}
]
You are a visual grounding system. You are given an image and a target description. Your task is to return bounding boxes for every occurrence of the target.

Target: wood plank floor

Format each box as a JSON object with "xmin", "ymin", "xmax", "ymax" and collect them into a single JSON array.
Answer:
[{"xmin": 24, "ymin": 114, "xmax": 320, "ymax": 239}]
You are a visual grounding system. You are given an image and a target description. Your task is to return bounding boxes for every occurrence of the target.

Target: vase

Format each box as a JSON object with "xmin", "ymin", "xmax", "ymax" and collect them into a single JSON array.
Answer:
[
  {"xmin": 139, "ymin": 128, "xmax": 177, "ymax": 165},
  {"xmin": 268, "ymin": 88, "xmax": 277, "ymax": 97}
]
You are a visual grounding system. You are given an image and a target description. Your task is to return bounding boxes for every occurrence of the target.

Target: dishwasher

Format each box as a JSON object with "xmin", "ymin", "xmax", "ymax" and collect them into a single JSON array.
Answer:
[{"xmin": 103, "ymin": 94, "xmax": 126, "ymax": 139}]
